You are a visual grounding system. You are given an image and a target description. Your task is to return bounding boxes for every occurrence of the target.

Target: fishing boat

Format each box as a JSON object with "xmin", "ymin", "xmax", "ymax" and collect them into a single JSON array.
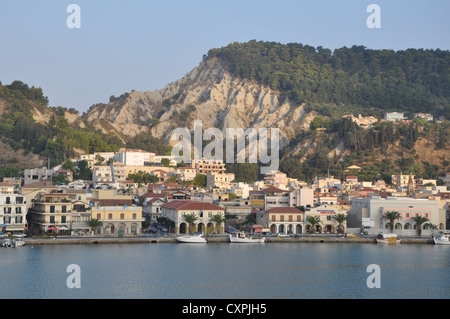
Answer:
[
  {"xmin": 229, "ymin": 232, "xmax": 265, "ymax": 243},
  {"xmin": 176, "ymin": 233, "xmax": 207, "ymax": 243},
  {"xmin": 433, "ymin": 232, "xmax": 450, "ymax": 245},
  {"xmin": 376, "ymin": 233, "xmax": 401, "ymax": 244}
]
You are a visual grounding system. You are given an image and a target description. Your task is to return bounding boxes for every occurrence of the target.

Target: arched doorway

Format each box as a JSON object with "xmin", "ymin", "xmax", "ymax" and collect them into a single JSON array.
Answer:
[
  {"xmin": 270, "ymin": 224, "xmax": 277, "ymax": 234},
  {"xmin": 395, "ymin": 223, "xmax": 402, "ymax": 230},
  {"xmin": 118, "ymin": 223, "xmax": 126, "ymax": 235},
  {"xmin": 287, "ymin": 224, "xmax": 293, "ymax": 234},
  {"xmin": 207, "ymin": 223, "xmax": 214, "ymax": 234},
  {"xmin": 404, "ymin": 223, "xmax": 412, "ymax": 229},
  {"xmin": 295, "ymin": 224, "xmax": 302, "ymax": 234},
  {"xmin": 325, "ymin": 225, "xmax": 334, "ymax": 233},
  {"xmin": 197, "ymin": 223, "xmax": 205, "ymax": 233},
  {"xmin": 179, "ymin": 222, "xmax": 187, "ymax": 234},
  {"xmin": 279, "ymin": 224, "xmax": 285, "ymax": 233}
]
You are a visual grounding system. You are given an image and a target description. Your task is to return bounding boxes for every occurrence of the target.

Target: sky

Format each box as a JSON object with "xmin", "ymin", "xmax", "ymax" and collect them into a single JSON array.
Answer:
[{"xmin": 0, "ymin": 0, "xmax": 449, "ymax": 113}]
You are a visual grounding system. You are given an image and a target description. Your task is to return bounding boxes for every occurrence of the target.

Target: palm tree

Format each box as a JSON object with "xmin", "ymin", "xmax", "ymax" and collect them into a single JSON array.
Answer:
[
  {"xmin": 210, "ymin": 214, "xmax": 226, "ymax": 234},
  {"xmin": 182, "ymin": 213, "xmax": 198, "ymax": 234},
  {"xmin": 382, "ymin": 211, "xmax": 402, "ymax": 233},
  {"xmin": 411, "ymin": 215, "xmax": 429, "ymax": 236},
  {"xmin": 306, "ymin": 216, "xmax": 321, "ymax": 234},
  {"xmin": 88, "ymin": 218, "xmax": 103, "ymax": 234},
  {"xmin": 332, "ymin": 213, "xmax": 348, "ymax": 234}
]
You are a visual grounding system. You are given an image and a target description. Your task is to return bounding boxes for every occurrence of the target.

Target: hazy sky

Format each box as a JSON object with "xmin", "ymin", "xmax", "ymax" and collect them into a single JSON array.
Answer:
[{"xmin": 0, "ymin": 0, "xmax": 448, "ymax": 113}]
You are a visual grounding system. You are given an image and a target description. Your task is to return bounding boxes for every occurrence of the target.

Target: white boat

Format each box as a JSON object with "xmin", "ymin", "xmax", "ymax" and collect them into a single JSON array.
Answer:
[
  {"xmin": 433, "ymin": 232, "xmax": 450, "ymax": 245},
  {"xmin": 376, "ymin": 233, "xmax": 401, "ymax": 244},
  {"xmin": 229, "ymin": 232, "xmax": 265, "ymax": 243},
  {"xmin": 12, "ymin": 238, "xmax": 26, "ymax": 247},
  {"xmin": 176, "ymin": 233, "xmax": 207, "ymax": 243},
  {"xmin": 1, "ymin": 238, "xmax": 12, "ymax": 247}
]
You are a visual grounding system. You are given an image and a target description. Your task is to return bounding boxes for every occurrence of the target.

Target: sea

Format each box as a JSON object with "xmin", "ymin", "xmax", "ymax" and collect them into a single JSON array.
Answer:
[{"xmin": 0, "ymin": 242, "xmax": 448, "ymax": 300}]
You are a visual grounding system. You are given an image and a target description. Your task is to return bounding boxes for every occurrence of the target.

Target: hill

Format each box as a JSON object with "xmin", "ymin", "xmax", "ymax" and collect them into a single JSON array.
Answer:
[{"xmin": 1, "ymin": 41, "xmax": 449, "ymax": 183}]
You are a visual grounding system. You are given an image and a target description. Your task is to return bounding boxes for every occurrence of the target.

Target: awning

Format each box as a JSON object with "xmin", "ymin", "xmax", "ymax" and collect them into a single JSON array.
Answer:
[
  {"xmin": 59, "ymin": 226, "xmax": 69, "ymax": 230},
  {"xmin": 48, "ymin": 226, "xmax": 58, "ymax": 230}
]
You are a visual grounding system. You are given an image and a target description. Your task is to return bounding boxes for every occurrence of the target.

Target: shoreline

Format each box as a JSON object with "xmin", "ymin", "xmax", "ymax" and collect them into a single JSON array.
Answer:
[{"xmin": 20, "ymin": 236, "xmax": 435, "ymax": 245}]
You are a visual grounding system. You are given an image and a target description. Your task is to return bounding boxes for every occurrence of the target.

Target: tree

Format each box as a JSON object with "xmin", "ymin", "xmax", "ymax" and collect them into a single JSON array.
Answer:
[
  {"xmin": 210, "ymin": 214, "xmax": 226, "ymax": 234},
  {"xmin": 88, "ymin": 218, "xmax": 103, "ymax": 234},
  {"xmin": 306, "ymin": 216, "xmax": 321, "ymax": 234},
  {"xmin": 411, "ymin": 215, "xmax": 429, "ymax": 236},
  {"xmin": 182, "ymin": 213, "xmax": 198, "ymax": 234},
  {"xmin": 382, "ymin": 211, "xmax": 402, "ymax": 233},
  {"xmin": 332, "ymin": 213, "xmax": 348, "ymax": 234}
]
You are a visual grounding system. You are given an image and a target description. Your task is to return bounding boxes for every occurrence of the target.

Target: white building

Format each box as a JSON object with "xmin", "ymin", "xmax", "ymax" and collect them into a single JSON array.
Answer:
[
  {"xmin": 0, "ymin": 183, "xmax": 27, "ymax": 235},
  {"xmin": 349, "ymin": 196, "xmax": 440, "ymax": 233},
  {"xmin": 384, "ymin": 112, "xmax": 406, "ymax": 121},
  {"xmin": 113, "ymin": 149, "xmax": 156, "ymax": 166},
  {"xmin": 206, "ymin": 172, "xmax": 235, "ymax": 190},
  {"xmin": 289, "ymin": 188, "xmax": 314, "ymax": 208}
]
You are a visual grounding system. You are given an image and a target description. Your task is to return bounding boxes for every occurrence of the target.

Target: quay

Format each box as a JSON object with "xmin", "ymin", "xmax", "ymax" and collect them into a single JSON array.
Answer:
[{"xmin": 21, "ymin": 235, "xmax": 435, "ymax": 245}]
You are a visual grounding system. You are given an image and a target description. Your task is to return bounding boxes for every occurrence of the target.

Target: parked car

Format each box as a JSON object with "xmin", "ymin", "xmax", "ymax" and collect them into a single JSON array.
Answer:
[{"xmin": 276, "ymin": 232, "xmax": 289, "ymax": 238}]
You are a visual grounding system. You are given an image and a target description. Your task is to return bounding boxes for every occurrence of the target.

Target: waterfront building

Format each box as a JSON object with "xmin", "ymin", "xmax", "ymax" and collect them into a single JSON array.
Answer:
[
  {"xmin": 304, "ymin": 205, "xmax": 347, "ymax": 234},
  {"xmin": 348, "ymin": 196, "xmax": 440, "ymax": 233},
  {"xmin": 142, "ymin": 197, "xmax": 166, "ymax": 223},
  {"xmin": 0, "ymin": 183, "xmax": 27, "ymax": 236},
  {"xmin": 28, "ymin": 192, "xmax": 72, "ymax": 234},
  {"xmin": 91, "ymin": 201, "xmax": 143, "ymax": 236},
  {"xmin": 161, "ymin": 200, "xmax": 225, "ymax": 234},
  {"xmin": 263, "ymin": 206, "xmax": 305, "ymax": 235}
]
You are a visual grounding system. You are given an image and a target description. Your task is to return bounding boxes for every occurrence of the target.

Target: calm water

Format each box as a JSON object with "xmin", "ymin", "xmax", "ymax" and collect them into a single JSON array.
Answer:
[{"xmin": 0, "ymin": 242, "xmax": 449, "ymax": 299}]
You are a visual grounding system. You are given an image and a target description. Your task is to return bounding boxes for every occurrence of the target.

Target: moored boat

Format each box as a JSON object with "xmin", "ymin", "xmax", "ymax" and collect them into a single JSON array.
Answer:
[
  {"xmin": 1, "ymin": 238, "xmax": 12, "ymax": 247},
  {"xmin": 12, "ymin": 238, "xmax": 26, "ymax": 247},
  {"xmin": 433, "ymin": 232, "xmax": 450, "ymax": 245},
  {"xmin": 176, "ymin": 233, "xmax": 207, "ymax": 243},
  {"xmin": 376, "ymin": 233, "xmax": 401, "ymax": 244},
  {"xmin": 229, "ymin": 232, "xmax": 265, "ymax": 243}
]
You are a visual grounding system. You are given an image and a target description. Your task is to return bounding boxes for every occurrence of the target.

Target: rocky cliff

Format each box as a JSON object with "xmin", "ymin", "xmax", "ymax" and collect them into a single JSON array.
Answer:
[{"xmin": 84, "ymin": 58, "xmax": 318, "ymax": 148}]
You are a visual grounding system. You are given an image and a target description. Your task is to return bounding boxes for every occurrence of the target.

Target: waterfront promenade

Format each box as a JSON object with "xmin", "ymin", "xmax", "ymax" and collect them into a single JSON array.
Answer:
[{"xmin": 21, "ymin": 234, "xmax": 434, "ymax": 245}]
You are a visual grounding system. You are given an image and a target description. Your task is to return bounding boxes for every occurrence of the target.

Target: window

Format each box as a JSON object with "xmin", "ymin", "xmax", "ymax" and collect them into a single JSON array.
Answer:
[
  {"xmin": 15, "ymin": 207, "xmax": 22, "ymax": 214},
  {"xmin": 271, "ymin": 215, "xmax": 276, "ymax": 222},
  {"xmin": 97, "ymin": 213, "xmax": 101, "ymax": 219},
  {"xmin": 132, "ymin": 213, "xmax": 137, "ymax": 220},
  {"xmin": 406, "ymin": 213, "xmax": 410, "ymax": 218},
  {"xmin": 208, "ymin": 212, "xmax": 212, "ymax": 217},
  {"xmin": 297, "ymin": 215, "xmax": 301, "ymax": 222},
  {"xmin": 16, "ymin": 197, "xmax": 24, "ymax": 204},
  {"xmin": 50, "ymin": 206, "xmax": 55, "ymax": 213},
  {"xmin": 6, "ymin": 197, "xmax": 10, "ymax": 204},
  {"xmin": 280, "ymin": 215, "xmax": 284, "ymax": 222},
  {"xmin": 50, "ymin": 216, "xmax": 55, "ymax": 223},
  {"xmin": 199, "ymin": 212, "xmax": 203, "ymax": 217},
  {"xmin": 289, "ymin": 215, "xmax": 293, "ymax": 222},
  {"xmin": 108, "ymin": 213, "xmax": 113, "ymax": 220},
  {"xmin": 327, "ymin": 216, "xmax": 332, "ymax": 221},
  {"xmin": 62, "ymin": 206, "xmax": 67, "ymax": 213},
  {"xmin": 61, "ymin": 216, "xmax": 66, "ymax": 223},
  {"xmin": 120, "ymin": 213, "xmax": 125, "ymax": 220}
]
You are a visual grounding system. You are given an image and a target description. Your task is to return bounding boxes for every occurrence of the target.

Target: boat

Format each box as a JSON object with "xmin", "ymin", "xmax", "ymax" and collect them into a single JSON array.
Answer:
[
  {"xmin": 176, "ymin": 233, "xmax": 207, "ymax": 243},
  {"xmin": 433, "ymin": 232, "xmax": 450, "ymax": 245},
  {"xmin": 12, "ymin": 238, "xmax": 26, "ymax": 247},
  {"xmin": 1, "ymin": 238, "xmax": 12, "ymax": 247},
  {"xmin": 376, "ymin": 233, "xmax": 401, "ymax": 244},
  {"xmin": 229, "ymin": 232, "xmax": 265, "ymax": 243}
]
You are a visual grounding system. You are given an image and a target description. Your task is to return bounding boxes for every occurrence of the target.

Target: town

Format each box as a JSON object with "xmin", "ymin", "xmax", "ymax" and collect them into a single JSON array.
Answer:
[{"xmin": 1, "ymin": 138, "xmax": 449, "ymax": 242}]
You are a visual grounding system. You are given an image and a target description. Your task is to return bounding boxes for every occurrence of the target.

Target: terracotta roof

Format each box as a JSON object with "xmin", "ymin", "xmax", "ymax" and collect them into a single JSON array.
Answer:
[
  {"xmin": 140, "ymin": 192, "xmax": 169, "ymax": 198},
  {"xmin": 161, "ymin": 200, "xmax": 224, "ymax": 211},
  {"xmin": 263, "ymin": 186, "xmax": 288, "ymax": 193},
  {"xmin": 267, "ymin": 207, "xmax": 304, "ymax": 214}
]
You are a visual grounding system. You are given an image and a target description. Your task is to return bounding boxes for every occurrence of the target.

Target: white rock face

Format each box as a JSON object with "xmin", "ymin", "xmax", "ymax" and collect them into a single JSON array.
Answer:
[{"xmin": 84, "ymin": 58, "xmax": 315, "ymax": 147}]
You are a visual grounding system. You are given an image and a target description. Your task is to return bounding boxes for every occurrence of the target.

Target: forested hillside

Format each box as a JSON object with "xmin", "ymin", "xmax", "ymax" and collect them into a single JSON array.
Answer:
[{"xmin": 207, "ymin": 41, "xmax": 450, "ymax": 118}]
